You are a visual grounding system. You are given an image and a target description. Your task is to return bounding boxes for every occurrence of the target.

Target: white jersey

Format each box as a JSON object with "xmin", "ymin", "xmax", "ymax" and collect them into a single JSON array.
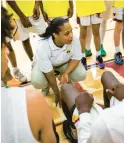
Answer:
[{"xmin": 1, "ymin": 87, "xmax": 39, "ymax": 143}]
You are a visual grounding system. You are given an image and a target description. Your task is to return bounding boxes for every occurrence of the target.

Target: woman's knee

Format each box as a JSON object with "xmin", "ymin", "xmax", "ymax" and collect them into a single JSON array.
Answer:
[
  {"xmin": 71, "ymin": 63, "xmax": 87, "ymax": 81},
  {"xmin": 31, "ymin": 79, "xmax": 47, "ymax": 89},
  {"xmin": 31, "ymin": 76, "xmax": 48, "ymax": 89},
  {"xmin": 75, "ymin": 70, "xmax": 86, "ymax": 81},
  {"xmin": 31, "ymin": 67, "xmax": 48, "ymax": 89}
]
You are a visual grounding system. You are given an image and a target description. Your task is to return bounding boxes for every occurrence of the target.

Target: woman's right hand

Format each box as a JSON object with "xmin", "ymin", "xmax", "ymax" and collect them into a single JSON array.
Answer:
[{"xmin": 59, "ymin": 73, "xmax": 69, "ymax": 84}]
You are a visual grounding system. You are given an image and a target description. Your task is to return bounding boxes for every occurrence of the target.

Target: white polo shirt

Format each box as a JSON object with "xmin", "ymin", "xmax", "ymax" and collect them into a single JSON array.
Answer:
[{"xmin": 33, "ymin": 35, "xmax": 82, "ymax": 73}]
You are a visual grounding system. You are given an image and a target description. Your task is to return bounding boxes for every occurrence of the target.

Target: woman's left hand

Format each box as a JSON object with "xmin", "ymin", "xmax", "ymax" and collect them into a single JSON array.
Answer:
[{"xmin": 60, "ymin": 73, "xmax": 69, "ymax": 84}]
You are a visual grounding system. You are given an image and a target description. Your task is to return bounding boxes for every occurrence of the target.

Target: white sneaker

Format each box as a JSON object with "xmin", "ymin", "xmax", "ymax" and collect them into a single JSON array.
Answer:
[
  {"xmin": 41, "ymin": 86, "xmax": 50, "ymax": 96},
  {"xmin": 13, "ymin": 69, "xmax": 27, "ymax": 83},
  {"xmin": 1, "ymin": 80, "xmax": 5, "ymax": 87}
]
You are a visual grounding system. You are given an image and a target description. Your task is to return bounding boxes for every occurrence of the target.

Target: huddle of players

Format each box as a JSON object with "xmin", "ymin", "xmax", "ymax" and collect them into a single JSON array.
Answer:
[{"xmin": 3, "ymin": 0, "xmax": 124, "ymax": 85}]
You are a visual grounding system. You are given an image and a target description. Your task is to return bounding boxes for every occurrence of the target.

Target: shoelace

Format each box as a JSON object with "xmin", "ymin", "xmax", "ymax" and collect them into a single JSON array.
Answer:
[
  {"xmin": 1, "ymin": 81, "xmax": 5, "ymax": 87},
  {"xmin": 15, "ymin": 71, "xmax": 24, "ymax": 79}
]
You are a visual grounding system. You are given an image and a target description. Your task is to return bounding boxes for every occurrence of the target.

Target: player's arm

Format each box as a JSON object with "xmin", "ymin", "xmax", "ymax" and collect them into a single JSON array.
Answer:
[
  {"xmin": 39, "ymin": 0, "xmax": 50, "ymax": 23},
  {"xmin": 7, "ymin": 0, "xmax": 32, "ymax": 28},
  {"xmin": 26, "ymin": 89, "xmax": 57, "ymax": 143},
  {"xmin": 67, "ymin": 0, "xmax": 74, "ymax": 18}
]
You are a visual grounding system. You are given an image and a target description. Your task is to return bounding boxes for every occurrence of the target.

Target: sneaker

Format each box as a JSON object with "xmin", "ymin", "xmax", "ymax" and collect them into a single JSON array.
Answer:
[
  {"xmin": 81, "ymin": 57, "xmax": 88, "ymax": 70},
  {"xmin": 85, "ymin": 49, "xmax": 92, "ymax": 57},
  {"xmin": 54, "ymin": 70, "xmax": 60, "ymax": 76},
  {"xmin": 100, "ymin": 44, "xmax": 106, "ymax": 57},
  {"xmin": 114, "ymin": 52, "xmax": 123, "ymax": 65},
  {"xmin": 41, "ymin": 86, "xmax": 50, "ymax": 96},
  {"xmin": 96, "ymin": 55, "xmax": 105, "ymax": 69},
  {"xmin": 13, "ymin": 69, "xmax": 27, "ymax": 83},
  {"xmin": 1, "ymin": 80, "xmax": 5, "ymax": 87},
  {"xmin": 63, "ymin": 120, "xmax": 77, "ymax": 143}
]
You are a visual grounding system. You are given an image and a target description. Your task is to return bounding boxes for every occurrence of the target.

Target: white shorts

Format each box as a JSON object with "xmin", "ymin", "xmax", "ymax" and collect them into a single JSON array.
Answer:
[
  {"xmin": 113, "ymin": 7, "xmax": 124, "ymax": 21},
  {"xmin": 79, "ymin": 14, "xmax": 102, "ymax": 26},
  {"xmin": 7, "ymin": 15, "xmax": 47, "ymax": 42},
  {"xmin": 49, "ymin": 16, "xmax": 68, "ymax": 21},
  {"xmin": 102, "ymin": 1, "xmax": 113, "ymax": 21}
]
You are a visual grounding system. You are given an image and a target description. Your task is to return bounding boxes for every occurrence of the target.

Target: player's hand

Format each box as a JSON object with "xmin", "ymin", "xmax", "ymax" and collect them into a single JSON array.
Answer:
[
  {"xmin": 106, "ymin": 83, "xmax": 124, "ymax": 101},
  {"xmin": 33, "ymin": 3, "xmax": 40, "ymax": 20}
]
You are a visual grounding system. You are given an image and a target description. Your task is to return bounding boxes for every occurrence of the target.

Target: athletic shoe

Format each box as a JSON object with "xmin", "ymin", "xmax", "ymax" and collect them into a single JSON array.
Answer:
[
  {"xmin": 63, "ymin": 120, "xmax": 77, "ymax": 143},
  {"xmin": 54, "ymin": 70, "xmax": 60, "ymax": 76},
  {"xmin": 114, "ymin": 52, "xmax": 123, "ymax": 65},
  {"xmin": 85, "ymin": 49, "xmax": 92, "ymax": 57},
  {"xmin": 100, "ymin": 44, "xmax": 106, "ymax": 57},
  {"xmin": 96, "ymin": 56, "xmax": 105, "ymax": 69},
  {"xmin": 13, "ymin": 69, "xmax": 27, "ymax": 83},
  {"xmin": 41, "ymin": 86, "xmax": 50, "ymax": 96},
  {"xmin": 81, "ymin": 57, "xmax": 88, "ymax": 70},
  {"xmin": 1, "ymin": 80, "xmax": 5, "ymax": 87}
]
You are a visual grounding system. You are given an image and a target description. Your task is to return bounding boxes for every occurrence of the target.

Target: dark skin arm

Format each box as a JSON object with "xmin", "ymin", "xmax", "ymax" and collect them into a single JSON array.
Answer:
[
  {"xmin": 60, "ymin": 60, "xmax": 80, "ymax": 84},
  {"xmin": 67, "ymin": 0, "xmax": 74, "ymax": 18},
  {"xmin": 33, "ymin": 1, "xmax": 40, "ymax": 20},
  {"xmin": 39, "ymin": 0, "xmax": 50, "ymax": 23},
  {"xmin": 45, "ymin": 70, "xmax": 61, "ymax": 107},
  {"xmin": 26, "ymin": 89, "xmax": 57, "ymax": 143},
  {"xmin": 7, "ymin": 0, "xmax": 32, "ymax": 28}
]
